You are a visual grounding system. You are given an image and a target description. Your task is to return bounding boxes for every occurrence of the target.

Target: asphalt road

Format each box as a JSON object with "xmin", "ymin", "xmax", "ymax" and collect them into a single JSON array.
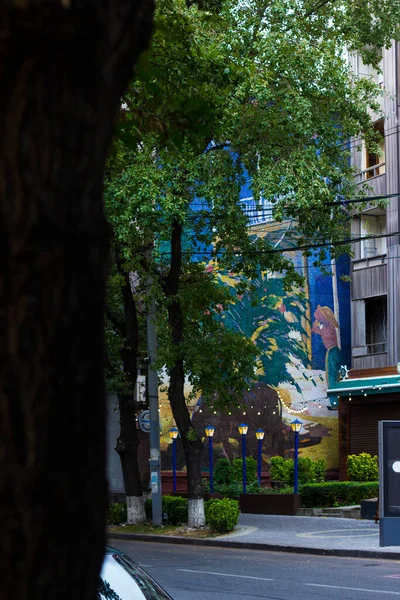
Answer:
[{"xmin": 112, "ymin": 539, "xmax": 400, "ymax": 600}]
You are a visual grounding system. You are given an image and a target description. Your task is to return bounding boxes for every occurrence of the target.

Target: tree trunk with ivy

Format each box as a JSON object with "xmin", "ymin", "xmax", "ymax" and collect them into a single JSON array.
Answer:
[
  {"xmin": 0, "ymin": 2, "xmax": 153, "ymax": 599},
  {"xmin": 162, "ymin": 221, "xmax": 205, "ymax": 528}
]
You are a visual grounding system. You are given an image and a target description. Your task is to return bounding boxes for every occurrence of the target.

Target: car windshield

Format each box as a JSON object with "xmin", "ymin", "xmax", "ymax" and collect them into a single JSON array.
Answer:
[{"xmin": 99, "ymin": 553, "xmax": 171, "ymax": 600}]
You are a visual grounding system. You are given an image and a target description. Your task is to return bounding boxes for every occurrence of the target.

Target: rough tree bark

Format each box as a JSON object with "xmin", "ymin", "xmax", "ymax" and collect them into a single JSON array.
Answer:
[
  {"xmin": 162, "ymin": 221, "xmax": 205, "ymax": 528},
  {"xmin": 0, "ymin": 2, "xmax": 153, "ymax": 599}
]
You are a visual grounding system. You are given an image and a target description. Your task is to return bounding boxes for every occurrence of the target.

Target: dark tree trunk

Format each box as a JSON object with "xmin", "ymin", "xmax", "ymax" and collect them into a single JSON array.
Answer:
[
  {"xmin": 163, "ymin": 221, "xmax": 204, "ymax": 522},
  {"xmin": 116, "ymin": 395, "xmax": 144, "ymax": 497},
  {"xmin": 114, "ymin": 256, "xmax": 145, "ymax": 520},
  {"xmin": 167, "ymin": 306, "xmax": 204, "ymax": 501},
  {"xmin": 0, "ymin": 2, "xmax": 153, "ymax": 600}
]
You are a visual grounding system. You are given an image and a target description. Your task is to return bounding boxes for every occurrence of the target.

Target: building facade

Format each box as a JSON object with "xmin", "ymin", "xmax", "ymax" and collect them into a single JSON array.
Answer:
[{"xmin": 328, "ymin": 43, "xmax": 400, "ymax": 478}]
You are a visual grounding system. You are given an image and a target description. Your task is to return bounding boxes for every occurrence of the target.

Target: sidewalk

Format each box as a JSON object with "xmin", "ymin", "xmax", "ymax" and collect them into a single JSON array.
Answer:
[{"xmin": 108, "ymin": 513, "xmax": 400, "ymax": 560}]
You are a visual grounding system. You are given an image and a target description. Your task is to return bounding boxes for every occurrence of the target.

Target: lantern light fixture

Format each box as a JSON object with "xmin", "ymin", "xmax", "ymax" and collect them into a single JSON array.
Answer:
[
  {"xmin": 205, "ymin": 425, "xmax": 215, "ymax": 438},
  {"xmin": 291, "ymin": 419, "xmax": 302, "ymax": 433},
  {"xmin": 255, "ymin": 429, "xmax": 265, "ymax": 440},
  {"xmin": 238, "ymin": 423, "xmax": 249, "ymax": 436},
  {"xmin": 169, "ymin": 427, "xmax": 179, "ymax": 440}
]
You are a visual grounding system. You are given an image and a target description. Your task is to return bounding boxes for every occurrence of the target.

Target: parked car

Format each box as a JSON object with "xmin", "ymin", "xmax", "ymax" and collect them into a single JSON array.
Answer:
[{"xmin": 99, "ymin": 546, "xmax": 173, "ymax": 599}]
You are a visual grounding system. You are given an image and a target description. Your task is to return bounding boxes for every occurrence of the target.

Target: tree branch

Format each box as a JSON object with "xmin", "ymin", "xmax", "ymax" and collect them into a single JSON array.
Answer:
[{"xmin": 305, "ymin": 0, "xmax": 334, "ymax": 17}]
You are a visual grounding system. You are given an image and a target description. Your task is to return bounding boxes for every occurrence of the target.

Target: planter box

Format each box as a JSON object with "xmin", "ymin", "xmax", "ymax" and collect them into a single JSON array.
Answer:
[
  {"xmin": 204, "ymin": 492, "xmax": 223, "ymax": 501},
  {"xmin": 240, "ymin": 493, "xmax": 301, "ymax": 515},
  {"xmin": 361, "ymin": 498, "xmax": 378, "ymax": 520}
]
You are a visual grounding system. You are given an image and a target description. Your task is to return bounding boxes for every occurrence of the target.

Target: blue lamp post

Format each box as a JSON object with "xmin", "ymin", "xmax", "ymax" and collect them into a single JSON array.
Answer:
[
  {"xmin": 291, "ymin": 419, "xmax": 302, "ymax": 494},
  {"xmin": 169, "ymin": 427, "xmax": 179, "ymax": 493},
  {"xmin": 205, "ymin": 426, "xmax": 215, "ymax": 493},
  {"xmin": 238, "ymin": 423, "xmax": 249, "ymax": 493},
  {"xmin": 255, "ymin": 429, "xmax": 265, "ymax": 486}
]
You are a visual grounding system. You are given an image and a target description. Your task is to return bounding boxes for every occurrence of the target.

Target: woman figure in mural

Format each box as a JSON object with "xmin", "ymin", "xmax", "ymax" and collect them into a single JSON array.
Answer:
[{"xmin": 312, "ymin": 305, "xmax": 343, "ymax": 392}]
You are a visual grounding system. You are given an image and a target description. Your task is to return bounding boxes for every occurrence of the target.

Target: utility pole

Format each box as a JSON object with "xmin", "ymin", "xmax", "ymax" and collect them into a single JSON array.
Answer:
[{"xmin": 147, "ymin": 290, "xmax": 162, "ymax": 526}]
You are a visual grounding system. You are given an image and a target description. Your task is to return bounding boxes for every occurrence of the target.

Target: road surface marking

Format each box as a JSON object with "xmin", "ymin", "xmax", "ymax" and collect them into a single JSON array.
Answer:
[
  {"xmin": 297, "ymin": 527, "xmax": 378, "ymax": 539},
  {"xmin": 178, "ymin": 569, "xmax": 273, "ymax": 581},
  {"xmin": 305, "ymin": 583, "xmax": 400, "ymax": 595}
]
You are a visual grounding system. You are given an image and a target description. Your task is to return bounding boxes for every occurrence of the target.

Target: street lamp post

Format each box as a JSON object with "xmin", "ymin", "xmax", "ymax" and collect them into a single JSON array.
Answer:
[
  {"xmin": 205, "ymin": 426, "xmax": 215, "ymax": 493},
  {"xmin": 255, "ymin": 429, "xmax": 265, "ymax": 486},
  {"xmin": 291, "ymin": 419, "xmax": 302, "ymax": 494},
  {"xmin": 238, "ymin": 423, "xmax": 249, "ymax": 493},
  {"xmin": 169, "ymin": 427, "xmax": 179, "ymax": 493}
]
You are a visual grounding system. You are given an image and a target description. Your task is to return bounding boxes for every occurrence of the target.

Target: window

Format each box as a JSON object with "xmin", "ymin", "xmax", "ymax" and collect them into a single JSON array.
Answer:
[
  {"xmin": 354, "ymin": 49, "xmax": 384, "ymax": 87},
  {"xmin": 360, "ymin": 213, "xmax": 387, "ymax": 258},
  {"xmin": 365, "ymin": 296, "xmax": 387, "ymax": 354},
  {"xmin": 363, "ymin": 119, "xmax": 385, "ymax": 179}
]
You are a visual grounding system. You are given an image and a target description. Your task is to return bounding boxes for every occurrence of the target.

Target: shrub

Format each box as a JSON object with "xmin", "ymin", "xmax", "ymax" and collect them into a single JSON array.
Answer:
[
  {"xmin": 214, "ymin": 482, "xmax": 242, "ymax": 497},
  {"xmin": 277, "ymin": 485, "xmax": 295, "ymax": 494},
  {"xmin": 205, "ymin": 498, "xmax": 240, "ymax": 533},
  {"xmin": 162, "ymin": 496, "xmax": 188, "ymax": 524},
  {"xmin": 108, "ymin": 503, "xmax": 127, "ymax": 525},
  {"xmin": 347, "ymin": 453, "xmax": 379, "ymax": 482},
  {"xmin": 145, "ymin": 498, "xmax": 152, "ymax": 520},
  {"xmin": 251, "ymin": 485, "xmax": 294, "ymax": 495},
  {"xmin": 300, "ymin": 481, "xmax": 379, "ymax": 508},
  {"xmin": 313, "ymin": 458, "xmax": 327, "ymax": 483},
  {"xmin": 271, "ymin": 456, "xmax": 326, "ymax": 485},
  {"xmin": 270, "ymin": 456, "xmax": 289, "ymax": 482},
  {"xmin": 232, "ymin": 457, "xmax": 257, "ymax": 483},
  {"xmin": 145, "ymin": 496, "xmax": 188, "ymax": 524},
  {"xmin": 201, "ymin": 478, "xmax": 210, "ymax": 493},
  {"xmin": 214, "ymin": 459, "xmax": 235, "ymax": 486},
  {"xmin": 246, "ymin": 481, "xmax": 263, "ymax": 493}
]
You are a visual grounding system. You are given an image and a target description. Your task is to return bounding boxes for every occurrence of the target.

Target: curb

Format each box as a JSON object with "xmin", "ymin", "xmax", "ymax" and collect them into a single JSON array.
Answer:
[{"xmin": 108, "ymin": 532, "xmax": 400, "ymax": 561}]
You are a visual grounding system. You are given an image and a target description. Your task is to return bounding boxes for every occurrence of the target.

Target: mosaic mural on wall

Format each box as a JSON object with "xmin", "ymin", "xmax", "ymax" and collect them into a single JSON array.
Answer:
[{"xmin": 159, "ymin": 204, "xmax": 351, "ymax": 473}]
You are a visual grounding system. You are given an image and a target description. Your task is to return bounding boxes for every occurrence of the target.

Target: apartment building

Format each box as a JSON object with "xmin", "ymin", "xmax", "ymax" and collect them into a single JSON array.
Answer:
[{"xmin": 328, "ymin": 43, "xmax": 400, "ymax": 478}]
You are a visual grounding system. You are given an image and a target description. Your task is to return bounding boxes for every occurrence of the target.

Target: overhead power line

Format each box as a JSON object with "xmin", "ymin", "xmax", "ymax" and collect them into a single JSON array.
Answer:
[{"xmin": 159, "ymin": 229, "xmax": 400, "ymax": 259}]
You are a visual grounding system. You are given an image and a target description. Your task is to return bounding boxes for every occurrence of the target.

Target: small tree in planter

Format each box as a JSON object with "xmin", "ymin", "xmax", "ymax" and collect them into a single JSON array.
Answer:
[
  {"xmin": 270, "ymin": 456, "xmax": 291, "ymax": 488},
  {"xmin": 270, "ymin": 456, "xmax": 326, "ymax": 487},
  {"xmin": 232, "ymin": 457, "xmax": 257, "ymax": 485}
]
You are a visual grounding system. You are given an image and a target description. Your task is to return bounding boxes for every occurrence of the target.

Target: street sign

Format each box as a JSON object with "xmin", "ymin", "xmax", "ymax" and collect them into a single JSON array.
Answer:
[{"xmin": 138, "ymin": 410, "xmax": 150, "ymax": 433}]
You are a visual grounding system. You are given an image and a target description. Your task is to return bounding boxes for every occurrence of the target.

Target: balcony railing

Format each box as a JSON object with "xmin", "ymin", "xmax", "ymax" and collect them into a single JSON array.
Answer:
[
  {"xmin": 353, "ymin": 341, "xmax": 388, "ymax": 356},
  {"xmin": 356, "ymin": 162, "xmax": 385, "ymax": 182}
]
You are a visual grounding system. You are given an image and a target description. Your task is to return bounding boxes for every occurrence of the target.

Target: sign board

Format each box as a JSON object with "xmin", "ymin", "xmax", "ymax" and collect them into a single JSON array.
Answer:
[
  {"xmin": 135, "ymin": 375, "xmax": 146, "ymax": 405},
  {"xmin": 379, "ymin": 420, "xmax": 400, "ymax": 546},
  {"xmin": 138, "ymin": 410, "xmax": 150, "ymax": 433},
  {"xmin": 150, "ymin": 471, "xmax": 158, "ymax": 493}
]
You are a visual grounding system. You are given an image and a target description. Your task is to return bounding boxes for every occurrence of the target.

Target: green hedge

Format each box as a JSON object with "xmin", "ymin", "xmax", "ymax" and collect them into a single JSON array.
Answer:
[
  {"xmin": 300, "ymin": 481, "xmax": 379, "ymax": 508},
  {"xmin": 205, "ymin": 498, "xmax": 239, "ymax": 533}
]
